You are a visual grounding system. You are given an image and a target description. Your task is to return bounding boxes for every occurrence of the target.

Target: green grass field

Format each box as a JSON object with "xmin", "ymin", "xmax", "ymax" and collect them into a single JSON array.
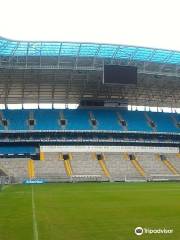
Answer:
[{"xmin": 0, "ymin": 182, "xmax": 180, "ymax": 240}]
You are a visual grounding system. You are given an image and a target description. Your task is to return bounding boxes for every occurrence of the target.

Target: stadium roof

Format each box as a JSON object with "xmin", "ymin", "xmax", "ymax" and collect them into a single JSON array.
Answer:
[
  {"xmin": 0, "ymin": 37, "xmax": 180, "ymax": 107},
  {"xmin": 0, "ymin": 37, "xmax": 180, "ymax": 65}
]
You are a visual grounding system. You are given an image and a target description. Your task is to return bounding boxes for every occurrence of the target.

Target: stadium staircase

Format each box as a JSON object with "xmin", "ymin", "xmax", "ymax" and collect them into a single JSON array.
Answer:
[
  {"xmin": 59, "ymin": 111, "xmax": 67, "ymax": 129},
  {"xmin": 94, "ymin": 153, "xmax": 110, "ymax": 179},
  {"xmin": 89, "ymin": 112, "xmax": 98, "ymax": 129},
  {"xmin": 170, "ymin": 114, "xmax": 179, "ymax": 129},
  {"xmin": 62, "ymin": 154, "xmax": 73, "ymax": 176},
  {"xmin": 166, "ymin": 153, "xmax": 180, "ymax": 173},
  {"xmin": 28, "ymin": 160, "xmax": 35, "ymax": 178},
  {"xmin": 40, "ymin": 151, "xmax": 45, "ymax": 161},
  {"xmin": 163, "ymin": 159, "xmax": 179, "ymax": 175},
  {"xmin": 144, "ymin": 112, "xmax": 157, "ymax": 131},
  {"xmin": 0, "ymin": 112, "xmax": 5, "ymax": 130},
  {"xmin": 28, "ymin": 111, "xmax": 34, "ymax": 130},
  {"xmin": 157, "ymin": 154, "xmax": 179, "ymax": 175},
  {"xmin": 130, "ymin": 159, "xmax": 146, "ymax": 177},
  {"xmin": 64, "ymin": 160, "xmax": 73, "ymax": 176},
  {"xmin": 116, "ymin": 112, "xmax": 128, "ymax": 131},
  {"xmin": 125, "ymin": 153, "xmax": 146, "ymax": 177},
  {"xmin": 0, "ymin": 167, "xmax": 8, "ymax": 177}
]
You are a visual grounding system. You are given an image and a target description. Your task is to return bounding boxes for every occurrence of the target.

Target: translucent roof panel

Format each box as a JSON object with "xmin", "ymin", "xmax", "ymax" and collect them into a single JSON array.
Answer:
[
  {"xmin": 60, "ymin": 43, "xmax": 80, "ymax": 56},
  {"xmin": 79, "ymin": 44, "xmax": 99, "ymax": 57},
  {"xmin": 133, "ymin": 48, "xmax": 154, "ymax": 61},
  {"xmin": 1, "ymin": 37, "xmax": 180, "ymax": 65},
  {"xmin": 41, "ymin": 43, "xmax": 61, "ymax": 56},
  {"xmin": 98, "ymin": 45, "xmax": 118, "ymax": 58}
]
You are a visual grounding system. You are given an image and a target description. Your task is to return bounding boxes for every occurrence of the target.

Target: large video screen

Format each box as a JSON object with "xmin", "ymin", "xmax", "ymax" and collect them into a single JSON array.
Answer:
[{"xmin": 103, "ymin": 65, "xmax": 137, "ymax": 85}]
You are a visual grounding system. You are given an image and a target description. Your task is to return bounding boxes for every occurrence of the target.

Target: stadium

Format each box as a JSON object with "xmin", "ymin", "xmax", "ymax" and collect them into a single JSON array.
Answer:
[{"xmin": 0, "ymin": 34, "xmax": 180, "ymax": 240}]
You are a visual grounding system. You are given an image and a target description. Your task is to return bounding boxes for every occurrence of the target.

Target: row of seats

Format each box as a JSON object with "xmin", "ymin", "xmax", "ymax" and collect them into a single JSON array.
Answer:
[{"xmin": 0, "ymin": 109, "xmax": 179, "ymax": 133}]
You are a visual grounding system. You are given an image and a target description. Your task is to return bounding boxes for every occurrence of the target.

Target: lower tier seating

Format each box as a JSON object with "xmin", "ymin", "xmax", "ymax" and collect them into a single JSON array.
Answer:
[
  {"xmin": 0, "ymin": 158, "xmax": 28, "ymax": 180},
  {"xmin": 1, "ymin": 152, "xmax": 180, "ymax": 182}
]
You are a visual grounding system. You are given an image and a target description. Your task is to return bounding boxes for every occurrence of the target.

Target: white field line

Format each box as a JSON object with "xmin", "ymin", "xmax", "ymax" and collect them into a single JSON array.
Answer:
[{"xmin": 31, "ymin": 185, "xmax": 39, "ymax": 240}]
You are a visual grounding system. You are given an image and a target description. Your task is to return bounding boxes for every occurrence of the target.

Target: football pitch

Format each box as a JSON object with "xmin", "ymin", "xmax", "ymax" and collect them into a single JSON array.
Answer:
[{"xmin": 0, "ymin": 182, "xmax": 180, "ymax": 240}]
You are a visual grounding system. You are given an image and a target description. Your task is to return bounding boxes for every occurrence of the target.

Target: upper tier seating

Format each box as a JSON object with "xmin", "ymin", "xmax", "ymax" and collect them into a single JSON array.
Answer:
[
  {"xmin": 147, "ymin": 112, "xmax": 179, "ymax": 132},
  {"xmin": 63, "ymin": 109, "xmax": 91, "ymax": 130},
  {"xmin": 92, "ymin": 109, "xmax": 122, "ymax": 130},
  {"xmin": 34, "ymin": 109, "xmax": 60, "ymax": 130},
  {"xmin": 0, "ymin": 109, "xmax": 179, "ymax": 133},
  {"xmin": 2, "ymin": 110, "xmax": 29, "ymax": 130},
  {"xmin": 119, "ymin": 110, "xmax": 151, "ymax": 132}
]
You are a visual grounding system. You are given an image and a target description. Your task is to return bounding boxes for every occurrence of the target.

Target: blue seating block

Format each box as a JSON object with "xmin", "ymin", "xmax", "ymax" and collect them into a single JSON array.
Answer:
[
  {"xmin": 120, "ymin": 110, "xmax": 151, "ymax": 132},
  {"xmin": 3, "ymin": 110, "xmax": 29, "ymax": 130},
  {"xmin": 0, "ymin": 109, "xmax": 179, "ymax": 133},
  {"xmin": 64, "ymin": 109, "xmax": 91, "ymax": 130},
  {"xmin": 34, "ymin": 110, "xmax": 60, "ymax": 130},
  {"xmin": 92, "ymin": 109, "xmax": 122, "ymax": 131},
  {"xmin": 0, "ymin": 146, "xmax": 36, "ymax": 154},
  {"xmin": 148, "ymin": 112, "xmax": 178, "ymax": 133}
]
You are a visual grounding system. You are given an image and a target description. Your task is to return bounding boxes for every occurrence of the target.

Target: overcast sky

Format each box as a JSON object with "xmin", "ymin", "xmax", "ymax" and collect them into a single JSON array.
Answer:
[{"xmin": 1, "ymin": 0, "xmax": 180, "ymax": 50}]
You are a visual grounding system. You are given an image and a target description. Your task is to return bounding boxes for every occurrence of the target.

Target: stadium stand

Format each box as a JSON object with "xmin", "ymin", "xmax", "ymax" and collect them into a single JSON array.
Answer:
[
  {"xmin": 0, "ymin": 36, "xmax": 180, "ymax": 183},
  {"xmin": 0, "ymin": 109, "xmax": 179, "ymax": 132},
  {"xmin": 0, "ymin": 150, "xmax": 180, "ymax": 182}
]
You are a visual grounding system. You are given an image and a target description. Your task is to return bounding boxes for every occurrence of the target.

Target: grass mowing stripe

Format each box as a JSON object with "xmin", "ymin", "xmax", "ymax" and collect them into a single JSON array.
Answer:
[
  {"xmin": 31, "ymin": 185, "xmax": 39, "ymax": 240},
  {"xmin": 0, "ymin": 184, "xmax": 10, "ymax": 192}
]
